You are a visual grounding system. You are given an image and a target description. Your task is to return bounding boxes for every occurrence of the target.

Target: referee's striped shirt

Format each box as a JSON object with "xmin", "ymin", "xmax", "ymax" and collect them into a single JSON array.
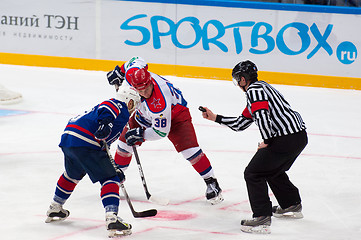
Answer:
[{"xmin": 215, "ymin": 81, "xmax": 306, "ymax": 143}]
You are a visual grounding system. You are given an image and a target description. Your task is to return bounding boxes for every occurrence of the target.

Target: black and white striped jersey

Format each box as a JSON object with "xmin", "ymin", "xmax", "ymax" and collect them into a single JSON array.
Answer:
[{"xmin": 215, "ymin": 81, "xmax": 306, "ymax": 143}]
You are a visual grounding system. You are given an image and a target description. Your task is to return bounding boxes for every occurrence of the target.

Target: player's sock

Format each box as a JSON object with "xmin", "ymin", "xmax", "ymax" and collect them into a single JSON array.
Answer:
[{"xmin": 114, "ymin": 147, "xmax": 132, "ymax": 171}]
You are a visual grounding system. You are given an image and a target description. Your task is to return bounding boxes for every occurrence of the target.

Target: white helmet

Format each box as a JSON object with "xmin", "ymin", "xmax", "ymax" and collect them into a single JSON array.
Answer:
[
  {"xmin": 125, "ymin": 56, "xmax": 148, "ymax": 70},
  {"xmin": 116, "ymin": 85, "xmax": 141, "ymax": 113}
]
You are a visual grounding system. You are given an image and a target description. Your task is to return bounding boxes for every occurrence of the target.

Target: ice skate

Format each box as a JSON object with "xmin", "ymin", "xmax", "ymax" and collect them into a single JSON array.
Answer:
[
  {"xmin": 272, "ymin": 203, "xmax": 303, "ymax": 219},
  {"xmin": 240, "ymin": 216, "xmax": 271, "ymax": 234},
  {"xmin": 45, "ymin": 202, "xmax": 70, "ymax": 223},
  {"xmin": 205, "ymin": 177, "xmax": 224, "ymax": 205},
  {"xmin": 106, "ymin": 212, "xmax": 132, "ymax": 238}
]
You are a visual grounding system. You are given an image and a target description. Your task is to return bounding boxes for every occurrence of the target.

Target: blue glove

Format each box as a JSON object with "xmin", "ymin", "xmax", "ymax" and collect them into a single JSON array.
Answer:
[
  {"xmin": 107, "ymin": 65, "xmax": 125, "ymax": 86},
  {"xmin": 125, "ymin": 127, "xmax": 144, "ymax": 146},
  {"xmin": 115, "ymin": 167, "xmax": 126, "ymax": 184},
  {"xmin": 94, "ymin": 119, "xmax": 113, "ymax": 140}
]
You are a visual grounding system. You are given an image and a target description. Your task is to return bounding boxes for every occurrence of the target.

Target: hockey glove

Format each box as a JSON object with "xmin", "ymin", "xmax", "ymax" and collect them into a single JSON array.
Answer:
[
  {"xmin": 125, "ymin": 127, "xmax": 144, "ymax": 146},
  {"xmin": 107, "ymin": 65, "xmax": 125, "ymax": 86},
  {"xmin": 115, "ymin": 167, "xmax": 126, "ymax": 184},
  {"xmin": 94, "ymin": 119, "xmax": 113, "ymax": 140}
]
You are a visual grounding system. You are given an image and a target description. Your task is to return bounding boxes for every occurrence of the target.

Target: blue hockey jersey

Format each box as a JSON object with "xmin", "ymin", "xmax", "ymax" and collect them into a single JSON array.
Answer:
[{"xmin": 59, "ymin": 99, "xmax": 129, "ymax": 150}]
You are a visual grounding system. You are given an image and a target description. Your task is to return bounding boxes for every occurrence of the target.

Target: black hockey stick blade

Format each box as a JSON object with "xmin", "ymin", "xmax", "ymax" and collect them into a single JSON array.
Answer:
[{"xmin": 133, "ymin": 209, "xmax": 158, "ymax": 218}]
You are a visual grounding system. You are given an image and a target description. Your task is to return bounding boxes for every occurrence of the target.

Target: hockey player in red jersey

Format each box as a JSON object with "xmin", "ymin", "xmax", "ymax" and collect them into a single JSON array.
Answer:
[
  {"xmin": 106, "ymin": 56, "xmax": 223, "ymax": 204},
  {"xmin": 45, "ymin": 86, "xmax": 140, "ymax": 238}
]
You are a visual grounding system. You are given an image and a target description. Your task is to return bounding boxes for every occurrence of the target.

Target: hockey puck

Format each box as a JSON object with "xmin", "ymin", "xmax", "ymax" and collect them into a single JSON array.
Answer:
[{"xmin": 198, "ymin": 106, "xmax": 206, "ymax": 112}]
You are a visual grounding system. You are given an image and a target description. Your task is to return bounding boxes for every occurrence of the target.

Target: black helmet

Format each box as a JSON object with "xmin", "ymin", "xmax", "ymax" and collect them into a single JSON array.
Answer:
[{"xmin": 232, "ymin": 60, "xmax": 258, "ymax": 86}]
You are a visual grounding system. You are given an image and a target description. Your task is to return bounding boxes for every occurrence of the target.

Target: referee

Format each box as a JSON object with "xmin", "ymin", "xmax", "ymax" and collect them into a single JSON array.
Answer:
[{"xmin": 200, "ymin": 60, "xmax": 308, "ymax": 234}]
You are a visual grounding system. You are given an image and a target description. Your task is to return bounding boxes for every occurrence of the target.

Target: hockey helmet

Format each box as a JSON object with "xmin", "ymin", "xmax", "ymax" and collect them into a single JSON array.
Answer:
[
  {"xmin": 125, "ymin": 56, "xmax": 148, "ymax": 70},
  {"xmin": 129, "ymin": 68, "xmax": 152, "ymax": 91},
  {"xmin": 116, "ymin": 85, "xmax": 141, "ymax": 113},
  {"xmin": 232, "ymin": 60, "xmax": 258, "ymax": 86}
]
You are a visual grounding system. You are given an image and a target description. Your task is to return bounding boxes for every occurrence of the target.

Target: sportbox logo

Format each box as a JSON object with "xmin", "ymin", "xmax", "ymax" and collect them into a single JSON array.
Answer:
[{"xmin": 120, "ymin": 14, "xmax": 357, "ymax": 65}]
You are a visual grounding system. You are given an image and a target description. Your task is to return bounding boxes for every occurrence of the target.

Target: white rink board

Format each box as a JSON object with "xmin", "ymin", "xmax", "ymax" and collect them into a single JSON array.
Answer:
[{"xmin": 0, "ymin": 0, "xmax": 360, "ymax": 77}]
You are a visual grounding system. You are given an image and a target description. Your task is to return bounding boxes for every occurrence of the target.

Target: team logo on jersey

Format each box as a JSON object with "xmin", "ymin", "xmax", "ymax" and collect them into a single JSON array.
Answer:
[{"xmin": 151, "ymin": 98, "xmax": 161, "ymax": 109}]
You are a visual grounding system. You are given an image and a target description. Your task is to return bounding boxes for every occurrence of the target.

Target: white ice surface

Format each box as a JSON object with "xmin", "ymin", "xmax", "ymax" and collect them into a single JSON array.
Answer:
[{"xmin": 0, "ymin": 64, "xmax": 361, "ymax": 240}]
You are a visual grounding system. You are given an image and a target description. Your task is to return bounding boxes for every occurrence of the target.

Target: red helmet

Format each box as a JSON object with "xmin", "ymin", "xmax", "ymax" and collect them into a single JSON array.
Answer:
[{"xmin": 129, "ymin": 68, "xmax": 152, "ymax": 90}]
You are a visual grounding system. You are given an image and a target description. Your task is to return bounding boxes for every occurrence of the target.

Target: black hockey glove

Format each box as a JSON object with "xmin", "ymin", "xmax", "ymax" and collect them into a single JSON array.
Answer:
[
  {"xmin": 107, "ymin": 65, "xmax": 125, "ymax": 86},
  {"xmin": 115, "ymin": 167, "xmax": 126, "ymax": 184},
  {"xmin": 125, "ymin": 127, "xmax": 144, "ymax": 146},
  {"xmin": 94, "ymin": 119, "xmax": 113, "ymax": 140}
]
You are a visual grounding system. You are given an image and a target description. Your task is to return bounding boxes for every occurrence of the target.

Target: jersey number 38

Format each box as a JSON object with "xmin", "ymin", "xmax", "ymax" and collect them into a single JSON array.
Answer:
[{"xmin": 155, "ymin": 118, "xmax": 167, "ymax": 128}]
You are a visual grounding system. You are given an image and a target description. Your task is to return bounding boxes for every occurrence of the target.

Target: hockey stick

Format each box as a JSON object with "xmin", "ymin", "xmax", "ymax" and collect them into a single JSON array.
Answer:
[
  {"xmin": 132, "ymin": 145, "xmax": 169, "ymax": 206},
  {"xmin": 103, "ymin": 141, "xmax": 157, "ymax": 218}
]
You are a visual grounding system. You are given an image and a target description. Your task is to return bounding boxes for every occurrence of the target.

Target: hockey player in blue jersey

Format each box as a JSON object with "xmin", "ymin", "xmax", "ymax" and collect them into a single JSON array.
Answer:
[{"xmin": 45, "ymin": 86, "xmax": 140, "ymax": 237}]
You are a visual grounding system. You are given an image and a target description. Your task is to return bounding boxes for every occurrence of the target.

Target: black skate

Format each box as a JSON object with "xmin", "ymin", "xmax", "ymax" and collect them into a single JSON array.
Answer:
[
  {"xmin": 205, "ymin": 177, "xmax": 224, "ymax": 205},
  {"xmin": 106, "ymin": 212, "xmax": 132, "ymax": 238},
  {"xmin": 240, "ymin": 216, "xmax": 271, "ymax": 234},
  {"xmin": 45, "ymin": 202, "xmax": 70, "ymax": 223},
  {"xmin": 272, "ymin": 203, "xmax": 303, "ymax": 219}
]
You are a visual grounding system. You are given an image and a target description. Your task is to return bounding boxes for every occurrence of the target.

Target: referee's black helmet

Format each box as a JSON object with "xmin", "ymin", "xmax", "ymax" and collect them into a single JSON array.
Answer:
[{"xmin": 232, "ymin": 60, "xmax": 258, "ymax": 86}]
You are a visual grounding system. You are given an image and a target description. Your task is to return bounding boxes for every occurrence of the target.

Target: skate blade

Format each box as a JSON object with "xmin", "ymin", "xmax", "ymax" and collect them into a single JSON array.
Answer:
[
  {"xmin": 273, "ymin": 211, "xmax": 303, "ymax": 219},
  {"xmin": 241, "ymin": 225, "xmax": 271, "ymax": 234},
  {"xmin": 208, "ymin": 193, "xmax": 224, "ymax": 205},
  {"xmin": 108, "ymin": 229, "xmax": 132, "ymax": 238},
  {"xmin": 45, "ymin": 216, "xmax": 67, "ymax": 223}
]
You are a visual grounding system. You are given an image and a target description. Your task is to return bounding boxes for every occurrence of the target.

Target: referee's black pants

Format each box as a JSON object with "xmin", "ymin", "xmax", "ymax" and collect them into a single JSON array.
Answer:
[{"xmin": 244, "ymin": 130, "xmax": 308, "ymax": 217}]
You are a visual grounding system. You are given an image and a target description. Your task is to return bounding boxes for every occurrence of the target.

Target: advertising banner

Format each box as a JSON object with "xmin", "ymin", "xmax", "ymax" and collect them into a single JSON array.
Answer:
[
  {"xmin": 0, "ymin": 0, "xmax": 95, "ymax": 58},
  {"xmin": 101, "ymin": 0, "xmax": 360, "ymax": 78},
  {"xmin": 1, "ymin": 0, "xmax": 360, "ymax": 82}
]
